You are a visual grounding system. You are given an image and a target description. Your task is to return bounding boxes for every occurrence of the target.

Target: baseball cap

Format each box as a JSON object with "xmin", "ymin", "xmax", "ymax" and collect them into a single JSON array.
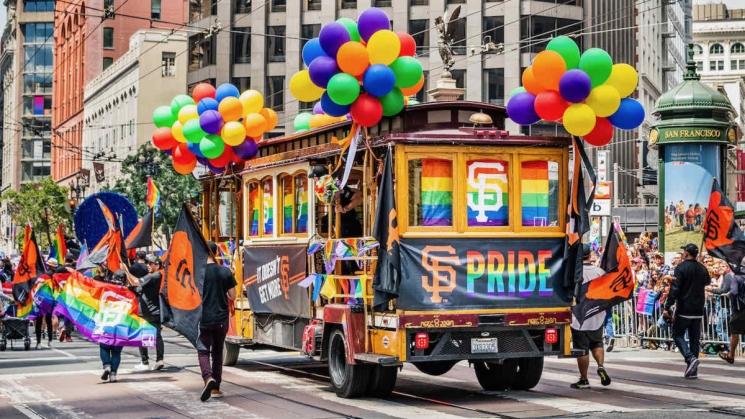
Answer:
[
  {"xmin": 308, "ymin": 166, "xmax": 328, "ymax": 179},
  {"xmin": 112, "ymin": 270, "xmax": 127, "ymax": 280},
  {"xmin": 681, "ymin": 243, "xmax": 699, "ymax": 257},
  {"xmin": 582, "ymin": 244, "xmax": 591, "ymax": 259},
  {"xmin": 146, "ymin": 254, "xmax": 161, "ymax": 265},
  {"xmin": 47, "ymin": 258, "xmax": 58, "ymax": 267}
]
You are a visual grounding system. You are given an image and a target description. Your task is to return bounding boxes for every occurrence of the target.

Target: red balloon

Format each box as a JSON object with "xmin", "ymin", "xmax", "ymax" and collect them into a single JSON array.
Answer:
[
  {"xmin": 584, "ymin": 117, "xmax": 614, "ymax": 147},
  {"xmin": 534, "ymin": 90, "xmax": 568, "ymax": 122},
  {"xmin": 209, "ymin": 145, "xmax": 234, "ymax": 168},
  {"xmin": 350, "ymin": 94, "xmax": 383, "ymax": 127},
  {"xmin": 192, "ymin": 83, "xmax": 216, "ymax": 103},
  {"xmin": 231, "ymin": 152, "xmax": 245, "ymax": 165},
  {"xmin": 152, "ymin": 127, "xmax": 178, "ymax": 150},
  {"xmin": 397, "ymin": 32, "xmax": 416, "ymax": 57},
  {"xmin": 172, "ymin": 143, "xmax": 196, "ymax": 165}
]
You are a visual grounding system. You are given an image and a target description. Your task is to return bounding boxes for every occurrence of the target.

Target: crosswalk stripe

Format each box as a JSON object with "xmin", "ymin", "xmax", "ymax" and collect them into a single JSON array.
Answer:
[{"xmin": 0, "ymin": 379, "xmax": 92, "ymax": 419}]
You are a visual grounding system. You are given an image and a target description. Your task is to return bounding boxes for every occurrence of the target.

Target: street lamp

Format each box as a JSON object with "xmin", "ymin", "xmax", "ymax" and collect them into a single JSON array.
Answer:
[
  {"xmin": 69, "ymin": 174, "xmax": 88, "ymax": 204},
  {"xmin": 137, "ymin": 144, "xmax": 162, "ymax": 177}
]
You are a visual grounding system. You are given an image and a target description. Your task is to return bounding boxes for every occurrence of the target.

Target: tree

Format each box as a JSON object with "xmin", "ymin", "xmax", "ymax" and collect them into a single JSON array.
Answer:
[
  {"xmin": 106, "ymin": 145, "xmax": 201, "ymax": 249},
  {"xmin": 0, "ymin": 177, "xmax": 73, "ymax": 250}
]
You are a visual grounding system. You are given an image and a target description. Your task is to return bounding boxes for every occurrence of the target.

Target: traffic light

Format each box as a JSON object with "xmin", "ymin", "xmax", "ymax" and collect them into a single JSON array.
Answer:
[{"xmin": 69, "ymin": 199, "xmax": 76, "ymax": 213}]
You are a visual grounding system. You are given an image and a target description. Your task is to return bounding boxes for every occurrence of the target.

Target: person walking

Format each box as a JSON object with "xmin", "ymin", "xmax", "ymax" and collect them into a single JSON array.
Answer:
[
  {"xmin": 663, "ymin": 243, "xmax": 711, "ymax": 379},
  {"xmin": 198, "ymin": 241, "xmax": 237, "ymax": 402},
  {"xmin": 570, "ymin": 244, "xmax": 612, "ymax": 389},
  {"xmin": 719, "ymin": 272, "xmax": 745, "ymax": 364},
  {"xmin": 121, "ymin": 255, "xmax": 164, "ymax": 371},
  {"xmin": 128, "ymin": 251, "xmax": 149, "ymax": 279},
  {"xmin": 99, "ymin": 270, "xmax": 128, "ymax": 383}
]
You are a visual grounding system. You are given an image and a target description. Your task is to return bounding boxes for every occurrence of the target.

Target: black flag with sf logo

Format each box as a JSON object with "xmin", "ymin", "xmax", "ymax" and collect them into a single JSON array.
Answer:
[
  {"xmin": 160, "ymin": 203, "xmax": 210, "ymax": 350},
  {"xmin": 372, "ymin": 148, "xmax": 401, "ymax": 312}
]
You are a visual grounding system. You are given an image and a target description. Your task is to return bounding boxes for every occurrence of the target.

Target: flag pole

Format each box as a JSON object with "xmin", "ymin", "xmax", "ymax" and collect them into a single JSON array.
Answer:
[{"xmin": 699, "ymin": 177, "xmax": 717, "ymax": 261}]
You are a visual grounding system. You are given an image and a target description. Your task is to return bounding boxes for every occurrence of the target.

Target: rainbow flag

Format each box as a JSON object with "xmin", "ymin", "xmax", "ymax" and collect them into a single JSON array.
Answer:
[
  {"xmin": 422, "ymin": 159, "xmax": 453, "ymax": 226},
  {"xmin": 263, "ymin": 180, "xmax": 274, "ymax": 235},
  {"xmin": 16, "ymin": 298, "xmax": 38, "ymax": 319},
  {"xmin": 53, "ymin": 271, "xmax": 156, "ymax": 347},
  {"xmin": 296, "ymin": 178, "xmax": 308, "ymax": 234},
  {"xmin": 283, "ymin": 180, "xmax": 294, "ymax": 234},
  {"xmin": 50, "ymin": 224, "xmax": 67, "ymax": 262},
  {"xmin": 32, "ymin": 278, "xmax": 58, "ymax": 317},
  {"xmin": 216, "ymin": 242, "xmax": 230, "ymax": 267},
  {"xmin": 146, "ymin": 178, "xmax": 161, "ymax": 209},
  {"xmin": 521, "ymin": 161, "xmax": 550, "ymax": 226},
  {"xmin": 466, "ymin": 160, "xmax": 509, "ymax": 226},
  {"xmin": 249, "ymin": 184, "xmax": 260, "ymax": 236}
]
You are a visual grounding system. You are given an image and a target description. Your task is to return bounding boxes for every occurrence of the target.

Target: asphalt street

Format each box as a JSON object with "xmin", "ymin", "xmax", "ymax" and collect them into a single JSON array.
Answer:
[{"xmin": 0, "ymin": 328, "xmax": 743, "ymax": 419}]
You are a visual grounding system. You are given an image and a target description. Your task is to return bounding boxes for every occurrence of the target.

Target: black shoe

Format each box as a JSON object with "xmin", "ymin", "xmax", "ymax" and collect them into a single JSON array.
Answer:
[
  {"xmin": 606, "ymin": 338, "xmax": 615, "ymax": 352},
  {"xmin": 201, "ymin": 378, "xmax": 217, "ymax": 402},
  {"xmin": 570, "ymin": 378, "xmax": 590, "ymax": 389},
  {"xmin": 684, "ymin": 358, "xmax": 699, "ymax": 378},
  {"xmin": 597, "ymin": 366, "xmax": 611, "ymax": 386}
]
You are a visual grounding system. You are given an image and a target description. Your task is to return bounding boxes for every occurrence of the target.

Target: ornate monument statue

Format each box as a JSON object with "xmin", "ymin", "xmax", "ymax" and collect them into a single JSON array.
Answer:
[{"xmin": 434, "ymin": 5, "xmax": 461, "ymax": 78}]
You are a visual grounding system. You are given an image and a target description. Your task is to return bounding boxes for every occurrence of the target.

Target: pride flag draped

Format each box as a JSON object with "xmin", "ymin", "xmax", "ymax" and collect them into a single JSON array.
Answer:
[
  {"xmin": 521, "ymin": 161, "xmax": 551, "ymax": 227},
  {"xmin": 53, "ymin": 271, "xmax": 156, "ymax": 347},
  {"xmin": 146, "ymin": 177, "xmax": 161, "ymax": 209},
  {"xmin": 421, "ymin": 159, "xmax": 453, "ymax": 227},
  {"xmin": 466, "ymin": 160, "xmax": 509, "ymax": 226},
  {"xmin": 49, "ymin": 224, "xmax": 67, "ymax": 262}
]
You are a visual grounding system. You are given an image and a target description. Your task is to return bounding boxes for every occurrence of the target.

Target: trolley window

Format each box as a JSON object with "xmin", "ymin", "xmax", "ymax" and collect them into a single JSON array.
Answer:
[
  {"xmin": 279, "ymin": 171, "xmax": 309, "ymax": 235},
  {"xmin": 247, "ymin": 181, "xmax": 260, "ymax": 237},
  {"xmin": 408, "ymin": 158, "xmax": 454, "ymax": 227},
  {"xmin": 464, "ymin": 158, "xmax": 510, "ymax": 228},
  {"xmin": 261, "ymin": 177, "xmax": 274, "ymax": 236},
  {"xmin": 520, "ymin": 160, "xmax": 560, "ymax": 227}
]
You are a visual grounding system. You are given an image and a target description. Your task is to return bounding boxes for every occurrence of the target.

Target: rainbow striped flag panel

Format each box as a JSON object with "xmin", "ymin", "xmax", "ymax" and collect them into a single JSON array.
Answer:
[
  {"xmin": 283, "ymin": 178, "xmax": 294, "ymax": 234},
  {"xmin": 249, "ymin": 183, "xmax": 260, "ymax": 236},
  {"xmin": 146, "ymin": 177, "xmax": 161, "ymax": 209},
  {"xmin": 15, "ymin": 298, "xmax": 38, "ymax": 320},
  {"xmin": 466, "ymin": 160, "xmax": 509, "ymax": 226},
  {"xmin": 53, "ymin": 272, "xmax": 156, "ymax": 347},
  {"xmin": 521, "ymin": 161, "xmax": 551, "ymax": 226},
  {"xmin": 50, "ymin": 224, "xmax": 67, "ymax": 262},
  {"xmin": 32, "ymin": 278, "xmax": 58, "ymax": 317},
  {"xmin": 421, "ymin": 159, "xmax": 453, "ymax": 226},
  {"xmin": 262, "ymin": 179, "xmax": 274, "ymax": 235},
  {"xmin": 295, "ymin": 176, "xmax": 308, "ymax": 233}
]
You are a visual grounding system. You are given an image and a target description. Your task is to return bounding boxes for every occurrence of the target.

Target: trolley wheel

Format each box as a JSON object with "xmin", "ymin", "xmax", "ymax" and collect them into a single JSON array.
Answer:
[
  {"xmin": 328, "ymin": 329, "xmax": 370, "ymax": 398},
  {"xmin": 473, "ymin": 359, "xmax": 518, "ymax": 391},
  {"xmin": 412, "ymin": 361, "xmax": 457, "ymax": 376},
  {"xmin": 511, "ymin": 357, "xmax": 544, "ymax": 390},
  {"xmin": 24, "ymin": 341, "xmax": 31, "ymax": 351},
  {"xmin": 223, "ymin": 342, "xmax": 240, "ymax": 366},
  {"xmin": 366, "ymin": 365, "xmax": 398, "ymax": 398}
]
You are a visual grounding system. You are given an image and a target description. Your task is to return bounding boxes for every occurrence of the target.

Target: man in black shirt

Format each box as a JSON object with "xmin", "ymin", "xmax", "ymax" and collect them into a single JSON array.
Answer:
[
  {"xmin": 121, "ymin": 255, "xmax": 165, "ymax": 371},
  {"xmin": 199, "ymin": 241, "xmax": 237, "ymax": 402},
  {"xmin": 128, "ymin": 251, "xmax": 149, "ymax": 279},
  {"xmin": 663, "ymin": 243, "xmax": 711, "ymax": 379}
]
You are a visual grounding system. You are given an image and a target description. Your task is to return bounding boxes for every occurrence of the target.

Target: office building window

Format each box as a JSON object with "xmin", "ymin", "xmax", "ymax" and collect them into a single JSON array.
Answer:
[
  {"xmin": 24, "ymin": 0, "xmax": 54, "ymax": 12},
  {"xmin": 272, "ymin": 0, "xmax": 286, "ymax": 12},
  {"xmin": 302, "ymin": 24, "xmax": 321, "ymax": 51},
  {"xmin": 731, "ymin": 60, "xmax": 745, "ymax": 70},
  {"xmin": 521, "ymin": 16, "xmax": 582, "ymax": 52},
  {"xmin": 307, "ymin": 0, "xmax": 321, "ymax": 10},
  {"xmin": 410, "ymin": 0, "xmax": 428, "ymax": 4},
  {"xmin": 162, "ymin": 52, "xmax": 176, "ymax": 77},
  {"xmin": 266, "ymin": 76, "xmax": 285, "ymax": 111},
  {"xmin": 104, "ymin": 0, "xmax": 114, "ymax": 8},
  {"xmin": 409, "ymin": 20, "xmax": 429, "ymax": 57},
  {"xmin": 235, "ymin": 0, "xmax": 250, "ymax": 13},
  {"xmin": 447, "ymin": 0, "xmax": 465, "ymax": 3},
  {"xmin": 299, "ymin": 101, "xmax": 314, "ymax": 111},
  {"xmin": 232, "ymin": 77, "xmax": 251, "ymax": 92},
  {"xmin": 451, "ymin": 69, "xmax": 466, "ymax": 91},
  {"xmin": 152, "ymin": 0, "xmax": 161, "ymax": 20},
  {"xmin": 415, "ymin": 71, "xmax": 428, "ymax": 103},
  {"xmin": 373, "ymin": 0, "xmax": 391, "ymax": 6},
  {"xmin": 103, "ymin": 57, "xmax": 114, "ymax": 70},
  {"xmin": 733, "ymin": 43, "xmax": 745, "ymax": 54},
  {"xmin": 189, "ymin": 34, "xmax": 216, "ymax": 71},
  {"xmin": 103, "ymin": 28, "xmax": 114, "ymax": 48},
  {"xmin": 710, "ymin": 43, "xmax": 724, "ymax": 55},
  {"xmin": 189, "ymin": 0, "xmax": 217, "ymax": 22},
  {"xmin": 341, "ymin": 0, "xmax": 357, "ymax": 9},
  {"xmin": 483, "ymin": 16, "xmax": 504, "ymax": 45},
  {"xmin": 233, "ymin": 28, "xmax": 251, "ymax": 64},
  {"xmin": 692, "ymin": 44, "xmax": 703, "ymax": 55},
  {"xmin": 267, "ymin": 26, "xmax": 286, "ymax": 62},
  {"xmin": 696, "ymin": 61, "xmax": 703, "ymax": 72},
  {"xmin": 483, "ymin": 68, "xmax": 504, "ymax": 105}
]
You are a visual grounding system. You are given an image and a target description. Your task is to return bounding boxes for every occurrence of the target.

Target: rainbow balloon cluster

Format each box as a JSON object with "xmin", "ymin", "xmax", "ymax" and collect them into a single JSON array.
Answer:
[
  {"xmin": 151, "ymin": 83, "xmax": 278, "ymax": 174},
  {"xmin": 507, "ymin": 36, "xmax": 644, "ymax": 147},
  {"xmin": 289, "ymin": 8, "xmax": 425, "ymax": 128}
]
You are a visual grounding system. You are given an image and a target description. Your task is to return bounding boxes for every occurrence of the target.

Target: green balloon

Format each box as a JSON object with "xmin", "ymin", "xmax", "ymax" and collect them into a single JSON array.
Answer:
[
  {"xmin": 170, "ymin": 94, "xmax": 195, "ymax": 117},
  {"xmin": 579, "ymin": 48, "xmax": 613, "ymax": 88},
  {"xmin": 294, "ymin": 112, "xmax": 313, "ymax": 131},
  {"xmin": 380, "ymin": 88, "xmax": 404, "ymax": 117},
  {"xmin": 509, "ymin": 86, "xmax": 527, "ymax": 99},
  {"xmin": 546, "ymin": 36, "xmax": 580, "ymax": 70},
  {"xmin": 199, "ymin": 134, "xmax": 225, "ymax": 159},
  {"xmin": 183, "ymin": 118, "xmax": 206, "ymax": 143},
  {"xmin": 153, "ymin": 105, "xmax": 177, "ymax": 128},
  {"xmin": 337, "ymin": 18, "xmax": 361, "ymax": 43},
  {"xmin": 390, "ymin": 57, "xmax": 423, "ymax": 89},
  {"xmin": 327, "ymin": 73, "xmax": 360, "ymax": 106}
]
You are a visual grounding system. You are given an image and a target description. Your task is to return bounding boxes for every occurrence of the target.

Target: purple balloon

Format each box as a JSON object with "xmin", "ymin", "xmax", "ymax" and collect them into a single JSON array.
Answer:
[
  {"xmin": 199, "ymin": 110, "xmax": 224, "ymax": 135},
  {"xmin": 308, "ymin": 56, "xmax": 340, "ymax": 89},
  {"xmin": 197, "ymin": 98, "xmax": 220, "ymax": 115},
  {"xmin": 506, "ymin": 92, "xmax": 540, "ymax": 126},
  {"xmin": 559, "ymin": 69, "xmax": 592, "ymax": 103},
  {"xmin": 319, "ymin": 22, "xmax": 350, "ymax": 57},
  {"xmin": 197, "ymin": 156, "xmax": 209, "ymax": 166},
  {"xmin": 164, "ymin": 148, "xmax": 173, "ymax": 156},
  {"xmin": 207, "ymin": 162, "xmax": 225, "ymax": 174},
  {"xmin": 358, "ymin": 8, "xmax": 391, "ymax": 42},
  {"xmin": 233, "ymin": 139, "xmax": 259, "ymax": 160},
  {"xmin": 313, "ymin": 102, "xmax": 324, "ymax": 115}
]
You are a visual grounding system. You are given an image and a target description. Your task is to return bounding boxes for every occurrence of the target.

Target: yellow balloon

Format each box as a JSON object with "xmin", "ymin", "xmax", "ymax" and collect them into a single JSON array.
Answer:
[
  {"xmin": 308, "ymin": 114, "xmax": 326, "ymax": 129},
  {"xmin": 585, "ymin": 85, "xmax": 621, "ymax": 118},
  {"xmin": 290, "ymin": 70, "xmax": 324, "ymax": 102},
  {"xmin": 604, "ymin": 63, "xmax": 638, "ymax": 98},
  {"xmin": 172, "ymin": 121, "xmax": 187, "ymax": 143},
  {"xmin": 177, "ymin": 105, "xmax": 199, "ymax": 124},
  {"xmin": 222, "ymin": 121, "xmax": 246, "ymax": 146},
  {"xmin": 563, "ymin": 104, "xmax": 596, "ymax": 136},
  {"xmin": 367, "ymin": 30, "xmax": 401, "ymax": 66},
  {"xmin": 240, "ymin": 90, "xmax": 264, "ymax": 116}
]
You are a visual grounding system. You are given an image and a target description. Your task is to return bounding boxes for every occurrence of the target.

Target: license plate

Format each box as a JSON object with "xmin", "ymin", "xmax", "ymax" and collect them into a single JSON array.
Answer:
[{"xmin": 471, "ymin": 338, "xmax": 498, "ymax": 353}]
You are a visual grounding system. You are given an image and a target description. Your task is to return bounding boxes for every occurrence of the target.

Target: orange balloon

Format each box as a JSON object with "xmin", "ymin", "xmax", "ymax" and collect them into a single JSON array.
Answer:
[
  {"xmin": 259, "ymin": 108, "xmax": 278, "ymax": 131},
  {"xmin": 532, "ymin": 50, "xmax": 567, "ymax": 90},
  {"xmin": 400, "ymin": 75, "xmax": 425, "ymax": 96},
  {"xmin": 337, "ymin": 42, "xmax": 370, "ymax": 77},
  {"xmin": 243, "ymin": 113, "xmax": 267, "ymax": 138},
  {"xmin": 309, "ymin": 114, "xmax": 326, "ymax": 129},
  {"xmin": 218, "ymin": 97, "xmax": 243, "ymax": 122},
  {"xmin": 522, "ymin": 67, "xmax": 546, "ymax": 95},
  {"xmin": 173, "ymin": 159, "xmax": 197, "ymax": 175}
]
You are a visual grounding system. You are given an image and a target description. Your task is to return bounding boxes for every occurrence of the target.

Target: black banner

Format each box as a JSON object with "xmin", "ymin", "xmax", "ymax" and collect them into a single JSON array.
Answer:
[
  {"xmin": 244, "ymin": 245, "xmax": 309, "ymax": 318},
  {"xmin": 398, "ymin": 238, "xmax": 568, "ymax": 310}
]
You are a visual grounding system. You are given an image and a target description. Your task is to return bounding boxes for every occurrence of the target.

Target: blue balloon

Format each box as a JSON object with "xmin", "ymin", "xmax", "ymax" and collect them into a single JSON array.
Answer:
[
  {"xmin": 362, "ymin": 64, "xmax": 396, "ymax": 97},
  {"xmin": 321, "ymin": 92, "xmax": 351, "ymax": 117},
  {"xmin": 319, "ymin": 22, "xmax": 351, "ymax": 57},
  {"xmin": 187, "ymin": 140, "xmax": 205, "ymax": 158},
  {"xmin": 215, "ymin": 83, "xmax": 240, "ymax": 102},
  {"xmin": 197, "ymin": 98, "xmax": 220, "ymax": 115},
  {"xmin": 302, "ymin": 38, "xmax": 328, "ymax": 67},
  {"xmin": 506, "ymin": 92, "xmax": 540, "ymax": 125},
  {"xmin": 559, "ymin": 69, "xmax": 592, "ymax": 103},
  {"xmin": 608, "ymin": 98, "xmax": 645, "ymax": 130}
]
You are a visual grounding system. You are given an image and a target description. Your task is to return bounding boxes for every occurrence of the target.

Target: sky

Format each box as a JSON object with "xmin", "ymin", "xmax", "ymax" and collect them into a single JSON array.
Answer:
[{"xmin": 0, "ymin": 7, "xmax": 6, "ymax": 31}]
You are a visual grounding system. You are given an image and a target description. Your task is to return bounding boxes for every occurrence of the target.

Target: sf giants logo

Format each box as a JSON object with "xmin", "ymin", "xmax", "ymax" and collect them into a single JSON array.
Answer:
[
  {"xmin": 421, "ymin": 246, "xmax": 461, "ymax": 303},
  {"xmin": 280, "ymin": 255, "xmax": 290, "ymax": 299},
  {"xmin": 467, "ymin": 162, "xmax": 507, "ymax": 223}
]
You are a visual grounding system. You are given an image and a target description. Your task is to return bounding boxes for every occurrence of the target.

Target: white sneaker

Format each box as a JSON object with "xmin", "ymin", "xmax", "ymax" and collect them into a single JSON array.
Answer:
[
  {"xmin": 46, "ymin": 341, "xmax": 52, "ymax": 349},
  {"xmin": 134, "ymin": 362, "xmax": 150, "ymax": 372},
  {"xmin": 109, "ymin": 373, "xmax": 117, "ymax": 383},
  {"xmin": 101, "ymin": 366, "xmax": 111, "ymax": 381},
  {"xmin": 155, "ymin": 360, "xmax": 164, "ymax": 370}
]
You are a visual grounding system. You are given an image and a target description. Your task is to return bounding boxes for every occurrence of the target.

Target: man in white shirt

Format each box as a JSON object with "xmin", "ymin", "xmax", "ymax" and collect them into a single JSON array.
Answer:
[{"xmin": 570, "ymin": 244, "xmax": 612, "ymax": 389}]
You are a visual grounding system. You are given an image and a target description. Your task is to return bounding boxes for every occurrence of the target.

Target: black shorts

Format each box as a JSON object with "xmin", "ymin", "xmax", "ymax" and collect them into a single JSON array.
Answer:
[
  {"xmin": 730, "ymin": 310, "xmax": 745, "ymax": 336},
  {"xmin": 571, "ymin": 326, "xmax": 604, "ymax": 351}
]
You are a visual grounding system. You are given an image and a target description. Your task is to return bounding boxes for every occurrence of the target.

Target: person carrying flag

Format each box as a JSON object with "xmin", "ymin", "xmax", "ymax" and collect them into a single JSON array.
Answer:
[
  {"xmin": 98, "ymin": 270, "xmax": 128, "ymax": 383},
  {"xmin": 55, "ymin": 254, "xmax": 76, "ymax": 342}
]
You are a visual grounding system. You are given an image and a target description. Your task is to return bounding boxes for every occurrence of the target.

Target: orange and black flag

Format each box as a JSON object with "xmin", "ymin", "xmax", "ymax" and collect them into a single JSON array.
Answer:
[
  {"xmin": 572, "ymin": 225, "xmax": 633, "ymax": 325},
  {"xmin": 562, "ymin": 136, "xmax": 596, "ymax": 302},
  {"xmin": 372, "ymin": 147, "xmax": 401, "ymax": 312},
  {"xmin": 13, "ymin": 224, "xmax": 46, "ymax": 303},
  {"xmin": 704, "ymin": 179, "xmax": 745, "ymax": 273},
  {"xmin": 97, "ymin": 198, "xmax": 116, "ymax": 231},
  {"xmin": 160, "ymin": 203, "xmax": 210, "ymax": 350},
  {"xmin": 126, "ymin": 207, "xmax": 154, "ymax": 250},
  {"xmin": 77, "ymin": 228, "xmax": 128, "ymax": 272}
]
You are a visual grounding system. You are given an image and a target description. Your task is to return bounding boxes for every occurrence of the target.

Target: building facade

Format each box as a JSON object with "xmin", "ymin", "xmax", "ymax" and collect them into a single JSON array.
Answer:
[
  {"xmin": 82, "ymin": 30, "xmax": 188, "ymax": 195},
  {"xmin": 0, "ymin": 3, "xmax": 16, "ymax": 255},
  {"xmin": 52, "ymin": 0, "xmax": 188, "ymax": 185}
]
